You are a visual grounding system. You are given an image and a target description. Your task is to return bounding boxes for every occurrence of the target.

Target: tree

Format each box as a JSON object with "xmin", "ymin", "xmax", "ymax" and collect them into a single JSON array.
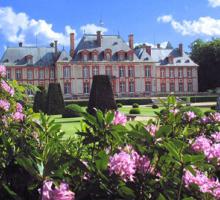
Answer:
[
  {"xmin": 88, "ymin": 75, "xmax": 117, "ymax": 115},
  {"xmin": 190, "ymin": 38, "xmax": 220, "ymax": 91},
  {"xmin": 33, "ymin": 86, "xmax": 46, "ymax": 113},
  {"xmin": 45, "ymin": 83, "xmax": 64, "ymax": 115}
]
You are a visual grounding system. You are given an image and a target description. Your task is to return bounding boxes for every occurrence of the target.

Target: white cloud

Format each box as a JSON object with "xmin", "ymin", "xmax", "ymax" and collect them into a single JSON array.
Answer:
[
  {"xmin": 80, "ymin": 23, "xmax": 108, "ymax": 34},
  {"xmin": 157, "ymin": 14, "xmax": 220, "ymax": 36},
  {"xmin": 0, "ymin": 6, "xmax": 76, "ymax": 46},
  {"xmin": 208, "ymin": 0, "xmax": 220, "ymax": 7}
]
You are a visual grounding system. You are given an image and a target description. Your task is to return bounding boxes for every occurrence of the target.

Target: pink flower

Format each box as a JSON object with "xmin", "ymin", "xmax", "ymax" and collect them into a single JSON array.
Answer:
[
  {"xmin": 211, "ymin": 132, "xmax": 220, "ymax": 143},
  {"xmin": 200, "ymin": 116, "xmax": 210, "ymax": 124},
  {"xmin": 109, "ymin": 150, "xmax": 136, "ymax": 182},
  {"xmin": 183, "ymin": 111, "xmax": 196, "ymax": 122},
  {"xmin": 113, "ymin": 111, "xmax": 127, "ymax": 126},
  {"xmin": 0, "ymin": 65, "xmax": 6, "ymax": 77},
  {"xmin": 136, "ymin": 155, "xmax": 152, "ymax": 174},
  {"xmin": 1, "ymin": 80, "xmax": 14, "ymax": 96},
  {"xmin": 145, "ymin": 124, "xmax": 158, "ymax": 136},
  {"xmin": 11, "ymin": 111, "xmax": 25, "ymax": 122},
  {"xmin": 41, "ymin": 181, "xmax": 75, "ymax": 200},
  {"xmin": 191, "ymin": 136, "xmax": 212, "ymax": 153},
  {"xmin": 170, "ymin": 108, "xmax": 179, "ymax": 115},
  {"xmin": 209, "ymin": 112, "xmax": 220, "ymax": 123},
  {"xmin": 0, "ymin": 99, "xmax": 10, "ymax": 111},
  {"xmin": 16, "ymin": 102, "xmax": 23, "ymax": 112}
]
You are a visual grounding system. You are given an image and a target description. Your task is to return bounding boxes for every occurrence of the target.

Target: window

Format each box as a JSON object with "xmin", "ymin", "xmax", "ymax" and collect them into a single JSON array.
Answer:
[
  {"xmin": 160, "ymin": 69, "xmax": 165, "ymax": 78},
  {"xmin": 106, "ymin": 53, "xmax": 111, "ymax": 61},
  {"xmin": 178, "ymin": 69, "xmax": 183, "ymax": 78},
  {"xmin": 64, "ymin": 82, "xmax": 71, "ymax": 94},
  {"xmin": 179, "ymin": 82, "xmax": 184, "ymax": 92},
  {"xmin": 170, "ymin": 69, "xmax": 174, "ymax": 78},
  {"xmin": 39, "ymin": 69, "xmax": 44, "ymax": 80},
  {"xmin": 128, "ymin": 66, "xmax": 134, "ymax": 77},
  {"xmin": 129, "ymin": 81, "xmax": 134, "ymax": 93},
  {"xmin": 145, "ymin": 82, "xmax": 151, "ymax": 93},
  {"xmin": 187, "ymin": 68, "xmax": 192, "ymax": 77},
  {"xmin": 93, "ymin": 54, "xmax": 98, "ymax": 61},
  {"xmin": 15, "ymin": 69, "xmax": 22, "ymax": 80},
  {"xmin": 6, "ymin": 69, "xmax": 11, "ymax": 79},
  {"xmin": 64, "ymin": 66, "xmax": 71, "ymax": 78},
  {"xmin": 145, "ymin": 66, "xmax": 151, "ymax": 78},
  {"xmin": 161, "ymin": 83, "xmax": 166, "ymax": 93},
  {"xmin": 118, "ymin": 53, "xmax": 124, "ymax": 61},
  {"xmin": 128, "ymin": 53, "xmax": 133, "ymax": 61},
  {"xmin": 170, "ymin": 83, "xmax": 175, "ymax": 92},
  {"xmin": 83, "ymin": 54, "xmax": 88, "ymax": 62},
  {"xmin": 105, "ymin": 66, "xmax": 112, "ymax": 76},
  {"xmin": 119, "ymin": 66, "xmax": 125, "ymax": 77},
  {"xmin": 83, "ymin": 82, "xmax": 90, "ymax": 94},
  {"xmin": 188, "ymin": 82, "xmax": 193, "ymax": 92},
  {"xmin": 27, "ymin": 69, "xmax": 33, "ymax": 80},
  {"xmin": 83, "ymin": 66, "xmax": 89, "ymax": 78},
  {"xmin": 92, "ymin": 66, "xmax": 99, "ymax": 76},
  {"xmin": 50, "ymin": 69, "xmax": 54, "ymax": 79},
  {"xmin": 27, "ymin": 57, "xmax": 33, "ymax": 65},
  {"xmin": 119, "ymin": 82, "xmax": 126, "ymax": 93}
]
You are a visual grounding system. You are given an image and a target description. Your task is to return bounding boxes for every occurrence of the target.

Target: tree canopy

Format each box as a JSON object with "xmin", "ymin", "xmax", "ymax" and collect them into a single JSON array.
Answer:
[{"xmin": 190, "ymin": 38, "xmax": 220, "ymax": 92}]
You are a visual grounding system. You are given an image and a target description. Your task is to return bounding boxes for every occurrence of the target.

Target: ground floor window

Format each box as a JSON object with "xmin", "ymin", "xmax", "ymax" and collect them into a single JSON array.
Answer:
[
  {"xmin": 170, "ymin": 83, "xmax": 175, "ymax": 92},
  {"xmin": 179, "ymin": 82, "xmax": 184, "ymax": 92},
  {"xmin": 129, "ymin": 81, "xmax": 134, "ymax": 93},
  {"xmin": 83, "ymin": 82, "xmax": 90, "ymax": 94},
  {"xmin": 187, "ymin": 82, "xmax": 193, "ymax": 92},
  {"xmin": 161, "ymin": 83, "xmax": 166, "ymax": 93},
  {"xmin": 64, "ymin": 82, "xmax": 71, "ymax": 94},
  {"xmin": 119, "ymin": 82, "xmax": 126, "ymax": 93},
  {"xmin": 145, "ymin": 82, "xmax": 151, "ymax": 93}
]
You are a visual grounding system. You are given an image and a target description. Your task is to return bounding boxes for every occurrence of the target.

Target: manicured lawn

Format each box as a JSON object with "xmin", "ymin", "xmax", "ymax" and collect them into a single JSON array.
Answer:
[{"xmin": 51, "ymin": 106, "xmax": 212, "ymax": 137}]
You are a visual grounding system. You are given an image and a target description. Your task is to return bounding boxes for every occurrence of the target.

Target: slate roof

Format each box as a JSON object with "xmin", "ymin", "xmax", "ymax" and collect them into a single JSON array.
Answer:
[
  {"xmin": 72, "ymin": 34, "xmax": 140, "ymax": 61},
  {"xmin": 57, "ymin": 49, "xmax": 72, "ymax": 62},
  {"xmin": 0, "ymin": 46, "xmax": 57, "ymax": 67}
]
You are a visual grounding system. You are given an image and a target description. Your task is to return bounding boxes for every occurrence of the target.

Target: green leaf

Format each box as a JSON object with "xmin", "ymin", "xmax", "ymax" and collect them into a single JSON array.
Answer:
[
  {"xmin": 157, "ymin": 193, "xmax": 166, "ymax": 200},
  {"xmin": 183, "ymin": 154, "xmax": 205, "ymax": 164},
  {"xmin": 163, "ymin": 141, "xmax": 180, "ymax": 161},
  {"xmin": 105, "ymin": 111, "xmax": 114, "ymax": 125},
  {"xmin": 2, "ymin": 183, "xmax": 22, "ymax": 200},
  {"xmin": 182, "ymin": 197, "xmax": 195, "ymax": 200},
  {"xmin": 156, "ymin": 125, "xmax": 172, "ymax": 138},
  {"xmin": 118, "ymin": 184, "xmax": 136, "ymax": 199},
  {"xmin": 66, "ymin": 104, "xmax": 84, "ymax": 115},
  {"xmin": 95, "ymin": 151, "xmax": 109, "ymax": 171}
]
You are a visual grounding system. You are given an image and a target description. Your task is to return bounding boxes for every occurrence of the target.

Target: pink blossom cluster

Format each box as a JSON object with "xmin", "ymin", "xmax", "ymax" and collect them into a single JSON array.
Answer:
[
  {"xmin": 209, "ymin": 112, "xmax": 220, "ymax": 123},
  {"xmin": 109, "ymin": 145, "xmax": 153, "ymax": 182},
  {"xmin": 0, "ymin": 65, "xmax": 6, "ymax": 77},
  {"xmin": 145, "ymin": 124, "xmax": 158, "ymax": 136},
  {"xmin": 11, "ymin": 103, "xmax": 25, "ymax": 122},
  {"xmin": 183, "ymin": 111, "xmax": 196, "ymax": 122},
  {"xmin": 200, "ymin": 116, "xmax": 210, "ymax": 124},
  {"xmin": 169, "ymin": 108, "xmax": 179, "ymax": 115},
  {"xmin": 0, "ymin": 99, "xmax": 10, "ymax": 111},
  {"xmin": 41, "ymin": 181, "xmax": 75, "ymax": 200},
  {"xmin": 1, "ymin": 80, "xmax": 14, "ymax": 96},
  {"xmin": 192, "ymin": 133, "xmax": 220, "ymax": 165},
  {"xmin": 183, "ymin": 169, "xmax": 220, "ymax": 198},
  {"xmin": 113, "ymin": 111, "xmax": 127, "ymax": 126}
]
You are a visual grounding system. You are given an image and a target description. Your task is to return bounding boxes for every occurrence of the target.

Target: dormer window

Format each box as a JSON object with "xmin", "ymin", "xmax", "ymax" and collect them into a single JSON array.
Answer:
[
  {"xmin": 83, "ymin": 54, "xmax": 88, "ymax": 62},
  {"xmin": 104, "ymin": 49, "xmax": 112, "ymax": 61},
  {"xmin": 92, "ymin": 50, "xmax": 99, "ymax": 61},
  {"xmin": 25, "ymin": 55, "xmax": 33, "ymax": 65},
  {"xmin": 118, "ymin": 51, "xmax": 125, "ymax": 61},
  {"xmin": 127, "ymin": 50, "xmax": 133, "ymax": 61},
  {"xmin": 4, "ymin": 59, "xmax": 9, "ymax": 63},
  {"xmin": 185, "ymin": 59, "xmax": 190, "ymax": 63},
  {"xmin": 81, "ymin": 50, "xmax": 89, "ymax": 62},
  {"xmin": 176, "ymin": 59, "xmax": 181, "ymax": 63}
]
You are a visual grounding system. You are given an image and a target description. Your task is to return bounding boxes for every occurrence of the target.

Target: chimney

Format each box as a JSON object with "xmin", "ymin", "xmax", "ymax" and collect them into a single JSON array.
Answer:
[
  {"xmin": 157, "ymin": 43, "xmax": 160, "ymax": 49},
  {"xmin": 70, "ymin": 33, "xmax": 75, "ymax": 57},
  {"xmin": 54, "ymin": 40, "xmax": 58, "ymax": 56},
  {"xmin": 97, "ymin": 31, "xmax": 101, "ymax": 47},
  {"xmin": 128, "ymin": 34, "xmax": 134, "ymax": 49},
  {"xmin": 146, "ymin": 45, "xmax": 151, "ymax": 56},
  {"xmin": 19, "ymin": 42, "xmax": 23, "ymax": 47},
  {"xmin": 179, "ymin": 43, "xmax": 183, "ymax": 56}
]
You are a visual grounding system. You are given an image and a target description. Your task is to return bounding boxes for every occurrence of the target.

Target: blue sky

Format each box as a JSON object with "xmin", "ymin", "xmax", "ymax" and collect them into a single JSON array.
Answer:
[{"xmin": 0, "ymin": 0, "xmax": 220, "ymax": 57}]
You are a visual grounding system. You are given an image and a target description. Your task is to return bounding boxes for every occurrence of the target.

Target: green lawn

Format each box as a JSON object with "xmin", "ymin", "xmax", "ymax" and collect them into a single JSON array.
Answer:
[{"xmin": 51, "ymin": 106, "xmax": 211, "ymax": 137}]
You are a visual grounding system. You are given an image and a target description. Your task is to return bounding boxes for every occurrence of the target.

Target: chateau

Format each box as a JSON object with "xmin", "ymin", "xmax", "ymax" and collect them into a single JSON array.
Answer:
[{"xmin": 0, "ymin": 31, "xmax": 198, "ymax": 98}]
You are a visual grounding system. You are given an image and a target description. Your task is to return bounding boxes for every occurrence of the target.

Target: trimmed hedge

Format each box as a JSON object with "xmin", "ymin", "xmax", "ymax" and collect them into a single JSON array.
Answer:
[
  {"xmin": 129, "ymin": 108, "xmax": 141, "ymax": 114},
  {"xmin": 33, "ymin": 86, "xmax": 46, "ymax": 113},
  {"xmin": 152, "ymin": 104, "xmax": 159, "ymax": 109},
  {"xmin": 46, "ymin": 83, "xmax": 64, "ymax": 115},
  {"xmin": 117, "ymin": 103, "xmax": 123, "ymax": 108},
  {"xmin": 132, "ymin": 103, "xmax": 139, "ymax": 108},
  {"xmin": 62, "ymin": 105, "xmax": 81, "ymax": 118},
  {"xmin": 88, "ymin": 75, "xmax": 117, "ymax": 115},
  {"xmin": 181, "ymin": 96, "xmax": 218, "ymax": 103}
]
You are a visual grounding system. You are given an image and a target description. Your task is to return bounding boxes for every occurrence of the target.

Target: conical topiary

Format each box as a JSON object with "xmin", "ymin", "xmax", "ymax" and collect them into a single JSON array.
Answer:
[
  {"xmin": 88, "ymin": 75, "xmax": 117, "ymax": 115},
  {"xmin": 45, "ymin": 83, "xmax": 64, "ymax": 115},
  {"xmin": 33, "ymin": 86, "xmax": 46, "ymax": 113}
]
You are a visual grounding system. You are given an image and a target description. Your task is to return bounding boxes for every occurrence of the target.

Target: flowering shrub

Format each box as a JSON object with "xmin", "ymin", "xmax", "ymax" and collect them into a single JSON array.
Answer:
[{"xmin": 1, "ymin": 66, "xmax": 220, "ymax": 200}]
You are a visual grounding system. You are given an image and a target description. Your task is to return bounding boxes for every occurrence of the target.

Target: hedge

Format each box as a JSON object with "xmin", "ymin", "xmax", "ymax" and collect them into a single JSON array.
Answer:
[{"xmin": 181, "ymin": 96, "xmax": 218, "ymax": 103}]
